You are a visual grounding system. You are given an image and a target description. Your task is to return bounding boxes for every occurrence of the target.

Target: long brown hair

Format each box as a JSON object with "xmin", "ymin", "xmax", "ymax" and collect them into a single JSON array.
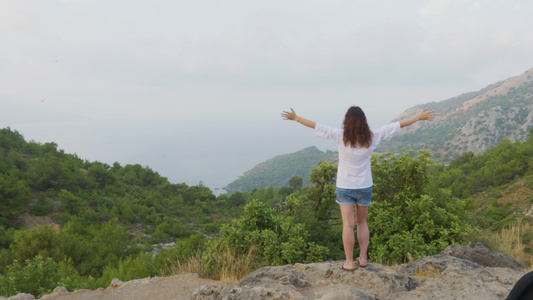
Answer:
[{"xmin": 343, "ymin": 106, "xmax": 373, "ymax": 148}]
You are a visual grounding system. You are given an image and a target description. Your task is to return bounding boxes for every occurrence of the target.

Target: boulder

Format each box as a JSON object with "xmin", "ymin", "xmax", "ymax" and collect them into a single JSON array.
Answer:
[
  {"xmin": 110, "ymin": 278, "xmax": 124, "ymax": 288},
  {"xmin": 6, "ymin": 294, "xmax": 35, "ymax": 300},
  {"xmin": 441, "ymin": 243, "xmax": 527, "ymax": 271},
  {"xmin": 52, "ymin": 287, "xmax": 68, "ymax": 294}
]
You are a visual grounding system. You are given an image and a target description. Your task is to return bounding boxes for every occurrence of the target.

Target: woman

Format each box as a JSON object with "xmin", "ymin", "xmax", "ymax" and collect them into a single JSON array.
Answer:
[{"xmin": 281, "ymin": 106, "xmax": 436, "ymax": 270}]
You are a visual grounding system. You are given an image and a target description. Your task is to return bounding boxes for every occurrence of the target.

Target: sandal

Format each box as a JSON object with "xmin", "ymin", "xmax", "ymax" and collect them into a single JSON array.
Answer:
[{"xmin": 341, "ymin": 261, "xmax": 356, "ymax": 271}]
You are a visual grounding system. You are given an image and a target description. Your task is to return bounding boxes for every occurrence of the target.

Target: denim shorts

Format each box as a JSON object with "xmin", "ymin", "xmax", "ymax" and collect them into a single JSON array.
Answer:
[{"xmin": 336, "ymin": 186, "xmax": 373, "ymax": 206}]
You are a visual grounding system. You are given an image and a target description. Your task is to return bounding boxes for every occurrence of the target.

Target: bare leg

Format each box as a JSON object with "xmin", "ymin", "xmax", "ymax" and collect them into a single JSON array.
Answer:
[
  {"xmin": 355, "ymin": 204, "xmax": 369, "ymax": 266},
  {"xmin": 340, "ymin": 204, "xmax": 356, "ymax": 269}
]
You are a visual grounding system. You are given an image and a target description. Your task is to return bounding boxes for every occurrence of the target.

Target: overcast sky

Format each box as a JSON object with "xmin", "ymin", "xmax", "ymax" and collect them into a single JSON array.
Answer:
[{"xmin": 2, "ymin": 0, "xmax": 533, "ymax": 191}]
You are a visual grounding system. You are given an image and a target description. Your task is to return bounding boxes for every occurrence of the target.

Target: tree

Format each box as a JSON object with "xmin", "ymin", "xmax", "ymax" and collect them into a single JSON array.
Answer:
[
  {"xmin": 0, "ymin": 128, "xmax": 25, "ymax": 152},
  {"xmin": 28, "ymin": 154, "xmax": 69, "ymax": 190},
  {"xmin": 0, "ymin": 173, "xmax": 33, "ymax": 218},
  {"xmin": 281, "ymin": 161, "xmax": 343, "ymax": 259},
  {"xmin": 306, "ymin": 161, "xmax": 337, "ymax": 222},
  {"xmin": 5, "ymin": 226, "xmax": 57, "ymax": 267},
  {"xmin": 58, "ymin": 190, "xmax": 85, "ymax": 215},
  {"xmin": 118, "ymin": 201, "xmax": 134, "ymax": 223},
  {"xmin": 151, "ymin": 223, "xmax": 170, "ymax": 243},
  {"xmin": 88, "ymin": 162, "xmax": 115, "ymax": 187},
  {"xmin": 288, "ymin": 176, "xmax": 303, "ymax": 191},
  {"xmin": 228, "ymin": 192, "xmax": 246, "ymax": 207}
]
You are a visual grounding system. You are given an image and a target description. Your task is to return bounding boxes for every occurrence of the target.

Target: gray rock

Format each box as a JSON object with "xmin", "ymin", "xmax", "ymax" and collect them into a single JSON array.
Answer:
[
  {"xmin": 110, "ymin": 278, "xmax": 124, "ymax": 287},
  {"xmin": 232, "ymin": 265, "xmax": 309, "ymax": 300},
  {"xmin": 441, "ymin": 243, "xmax": 527, "ymax": 271},
  {"xmin": 191, "ymin": 284, "xmax": 231, "ymax": 300},
  {"xmin": 312, "ymin": 284, "xmax": 374, "ymax": 300},
  {"xmin": 52, "ymin": 287, "xmax": 68, "ymax": 294},
  {"xmin": 191, "ymin": 283, "xmax": 307, "ymax": 300},
  {"xmin": 237, "ymin": 265, "xmax": 310, "ymax": 288},
  {"xmin": 6, "ymin": 294, "xmax": 35, "ymax": 300},
  {"xmin": 397, "ymin": 254, "xmax": 480, "ymax": 275}
]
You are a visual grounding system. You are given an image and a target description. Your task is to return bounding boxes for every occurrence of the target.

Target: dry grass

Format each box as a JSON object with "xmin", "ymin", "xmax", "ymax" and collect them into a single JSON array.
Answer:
[
  {"xmin": 495, "ymin": 221, "xmax": 530, "ymax": 264},
  {"xmin": 169, "ymin": 255, "xmax": 205, "ymax": 276},
  {"xmin": 165, "ymin": 245, "xmax": 259, "ymax": 284},
  {"xmin": 412, "ymin": 264, "xmax": 441, "ymax": 279},
  {"xmin": 474, "ymin": 219, "xmax": 533, "ymax": 267}
]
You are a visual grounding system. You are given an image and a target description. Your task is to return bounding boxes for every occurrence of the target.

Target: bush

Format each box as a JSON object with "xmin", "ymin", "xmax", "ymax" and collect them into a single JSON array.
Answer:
[
  {"xmin": 0, "ymin": 217, "xmax": 11, "ymax": 229},
  {"xmin": 97, "ymin": 253, "xmax": 155, "ymax": 287},
  {"xmin": 30, "ymin": 194, "xmax": 54, "ymax": 216},
  {"xmin": 0, "ymin": 256, "xmax": 61, "ymax": 298},
  {"xmin": 369, "ymin": 151, "xmax": 477, "ymax": 264},
  {"xmin": 216, "ymin": 199, "xmax": 329, "ymax": 267}
]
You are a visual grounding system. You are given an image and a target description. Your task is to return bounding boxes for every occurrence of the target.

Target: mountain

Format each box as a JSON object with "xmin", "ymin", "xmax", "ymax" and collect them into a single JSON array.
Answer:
[
  {"xmin": 225, "ymin": 146, "xmax": 337, "ymax": 192},
  {"xmin": 376, "ymin": 67, "xmax": 533, "ymax": 162}
]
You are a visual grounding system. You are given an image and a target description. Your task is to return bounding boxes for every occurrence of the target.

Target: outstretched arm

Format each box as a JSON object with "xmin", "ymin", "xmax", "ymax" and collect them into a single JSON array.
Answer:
[
  {"xmin": 281, "ymin": 108, "xmax": 316, "ymax": 129},
  {"xmin": 399, "ymin": 108, "xmax": 436, "ymax": 128}
]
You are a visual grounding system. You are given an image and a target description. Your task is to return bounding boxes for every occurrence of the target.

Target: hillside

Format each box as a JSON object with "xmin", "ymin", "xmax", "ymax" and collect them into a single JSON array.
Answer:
[
  {"xmin": 225, "ymin": 146, "xmax": 337, "ymax": 192},
  {"xmin": 377, "ymin": 67, "xmax": 533, "ymax": 162},
  {"xmin": 0, "ymin": 127, "xmax": 232, "ymax": 236},
  {"xmin": 0, "ymin": 127, "xmax": 240, "ymax": 296}
]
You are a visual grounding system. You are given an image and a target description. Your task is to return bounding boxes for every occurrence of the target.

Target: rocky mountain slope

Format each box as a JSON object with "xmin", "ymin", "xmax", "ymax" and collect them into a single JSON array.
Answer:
[
  {"xmin": 377, "ymin": 67, "xmax": 533, "ymax": 162},
  {"xmin": 6, "ymin": 243, "xmax": 527, "ymax": 300}
]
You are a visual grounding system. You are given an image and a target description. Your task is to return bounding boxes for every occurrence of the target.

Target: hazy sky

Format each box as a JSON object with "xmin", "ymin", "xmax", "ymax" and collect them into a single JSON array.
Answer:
[{"xmin": 2, "ymin": 0, "xmax": 533, "ymax": 191}]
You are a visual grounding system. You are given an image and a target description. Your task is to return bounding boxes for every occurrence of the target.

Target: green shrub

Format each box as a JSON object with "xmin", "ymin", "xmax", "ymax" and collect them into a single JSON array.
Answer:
[
  {"xmin": 0, "ymin": 217, "xmax": 11, "ymax": 229},
  {"xmin": 369, "ymin": 151, "xmax": 477, "ymax": 264},
  {"xmin": 216, "ymin": 199, "xmax": 329, "ymax": 267},
  {"xmin": 97, "ymin": 253, "xmax": 155, "ymax": 287},
  {"xmin": 30, "ymin": 194, "xmax": 54, "ymax": 216},
  {"xmin": 0, "ymin": 256, "xmax": 61, "ymax": 298}
]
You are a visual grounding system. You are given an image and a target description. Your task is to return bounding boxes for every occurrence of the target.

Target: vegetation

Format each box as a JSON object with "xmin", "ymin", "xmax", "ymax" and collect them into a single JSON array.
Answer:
[
  {"xmin": 0, "ymin": 127, "xmax": 244, "ymax": 297},
  {"xmin": 370, "ymin": 151, "xmax": 476, "ymax": 263},
  {"xmin": 2, "ymin": 126, "xmax": 533, "ymax": 298}
]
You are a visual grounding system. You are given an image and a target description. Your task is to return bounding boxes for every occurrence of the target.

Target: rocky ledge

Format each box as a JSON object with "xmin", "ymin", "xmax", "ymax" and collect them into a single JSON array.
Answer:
[
  {"xmin": 193, "ymin": 243, "xmax": 528, "ymax": 300},
  {"xmin": 3, "ymin": 243, "xmax": 530, "ymax": 300}
]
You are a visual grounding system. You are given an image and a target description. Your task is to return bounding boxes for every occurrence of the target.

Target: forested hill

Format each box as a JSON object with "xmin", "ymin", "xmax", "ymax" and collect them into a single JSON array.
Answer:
[
  {"xmin": 0, "ymin": 127, "xmax": 240, "ymax": 282},
  {"xmin": 225, "ymin": 146, "xmax": 337, "ymax": 192},
  {"xmin": 376, "ymin": 67, "xmax": 533, "ymax": 162}
]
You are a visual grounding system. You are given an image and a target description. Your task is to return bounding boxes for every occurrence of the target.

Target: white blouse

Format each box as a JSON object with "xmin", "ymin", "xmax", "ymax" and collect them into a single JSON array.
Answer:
[{"xmin": 314, "ymin": 121, "xmax": 401, "ymax": 189}]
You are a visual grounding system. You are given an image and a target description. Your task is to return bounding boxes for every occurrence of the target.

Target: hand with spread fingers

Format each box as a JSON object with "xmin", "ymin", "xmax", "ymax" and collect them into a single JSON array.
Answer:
[
  {"xmin": 281, "ymin": 108, "xmax": 297, "ymax": 121},
  {"xmin": 400, "ymin": 108, "xmax": 437, "ymax": 128},
  {"xmin": 418, "ymin": 108, "xmax": 436, "ymax": 121},
  {"xmin": 281, "ymin": 108, "xmax": 316, "ymax": 129}
]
